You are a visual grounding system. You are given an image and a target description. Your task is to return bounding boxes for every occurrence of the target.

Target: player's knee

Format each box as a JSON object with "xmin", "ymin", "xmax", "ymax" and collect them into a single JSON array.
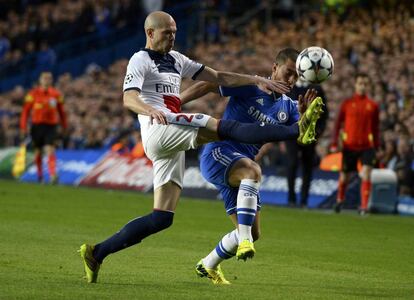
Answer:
[
  {"xmin": 248, "ymin": 162, "xmax": 262, "ymax": 181},
  {"xmin": 151, "ymin": 210, "xmax": 174, "ymax": 232}
]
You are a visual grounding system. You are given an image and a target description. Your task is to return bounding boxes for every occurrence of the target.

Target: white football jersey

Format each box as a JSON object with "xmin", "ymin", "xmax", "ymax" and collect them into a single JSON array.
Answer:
[
  {"xmin": 123, "ymin": 48, "xmax": 204, "ymax": 113},
  {"xmin": 123, "ymin": 48, "xmax": 204, "ymax": 140}
]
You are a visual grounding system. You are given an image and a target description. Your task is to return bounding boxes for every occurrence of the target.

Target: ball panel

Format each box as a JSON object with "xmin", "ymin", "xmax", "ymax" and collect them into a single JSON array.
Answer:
[
  {"xmin": 296, "ymin": 46, "xmax": 334, "ymax": 84},
  {"xmin": 317, "ymin": 69, "xmax": 330, "ymax": 82},
  {"xmin": 299, "ymin": 56, "xmax": 312, "ymax": 70},
  {"xmin": 320, "ymin": 55, "xmax": 332, "ymax": 69},
  {"xmin": 303, "ymin": 69, "xmax": 317, "ymax": 82},
  {"xmin": 308, "ymin": 50, "xmax": 323, "ymax": 63}
]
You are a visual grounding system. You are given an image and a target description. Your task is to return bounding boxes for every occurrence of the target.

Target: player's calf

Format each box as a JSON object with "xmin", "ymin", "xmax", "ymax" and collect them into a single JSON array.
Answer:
[
  {"xmin": 235, "ymin": 179, "xmax": 259, "ymax": 261},
  {"xmin": 91, "ymin": 210, "xmax": 174, "ymax": 264}
]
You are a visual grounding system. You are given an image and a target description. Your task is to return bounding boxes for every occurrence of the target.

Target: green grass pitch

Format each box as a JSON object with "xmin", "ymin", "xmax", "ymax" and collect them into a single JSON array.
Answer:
[{"xmin": 1, "ymin": 179, "xmax": 413, "ymax": 299}]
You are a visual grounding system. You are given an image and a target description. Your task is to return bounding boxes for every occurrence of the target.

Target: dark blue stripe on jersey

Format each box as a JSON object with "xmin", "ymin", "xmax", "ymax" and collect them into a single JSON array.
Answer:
[
  {"xmin": 191, "ymin": 65, "xmax": 205, "ymax": 80},
  {"xmin": 142, "ymin": 48, "xmax": 179, "ymax": 74},
  {"xmin": 124, "ymin": 87, "xmax": 141, "ymax": 93}
]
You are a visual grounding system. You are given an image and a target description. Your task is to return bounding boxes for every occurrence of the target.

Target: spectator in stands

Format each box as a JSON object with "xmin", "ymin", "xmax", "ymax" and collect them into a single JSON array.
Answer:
[
  {"xmin": 110, "ymin": 129, "xmax": 145, "ymax": 158},
  {"xmin": 387, "ymin": 137, "xmax": 414, "ymax": 196},
  {"xmin": 377, "ymin": 130, "xmax": 397, "ymax": 168},
  {"xmin": 36, "ymin": 41, "xmax": 56, "ymax": 69},
  {"xmin": 0, "ymin": 31, "xmax": 10, "ymax": 61},
  {"xmin": 94, "ymin": 3, "xmax": 111, "ymax": 37}
]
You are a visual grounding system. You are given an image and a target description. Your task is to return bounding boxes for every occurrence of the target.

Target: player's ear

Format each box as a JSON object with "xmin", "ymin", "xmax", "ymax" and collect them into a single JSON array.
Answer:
[
  {"xmin": 271, "ymin": 63, "xmax": 278, "ymax": 78},
  {"xmin": 146, "ymin": 28, "xmax": 154, "ymax": 39}
]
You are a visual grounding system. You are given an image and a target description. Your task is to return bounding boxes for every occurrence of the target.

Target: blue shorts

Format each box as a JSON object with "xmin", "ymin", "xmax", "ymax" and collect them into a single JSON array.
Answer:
[{"xmin": 200, "ymin": 143, "xmax": 261, "ymax": 215}]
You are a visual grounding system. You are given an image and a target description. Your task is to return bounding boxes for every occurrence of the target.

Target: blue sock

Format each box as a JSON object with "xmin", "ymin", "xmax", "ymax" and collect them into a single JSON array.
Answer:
[
  {"xmin": 218, "ymin": 120, "xmax": 299, "ymax": 144},
  {"xmin": 93, "ymin": 210, "xmax": 174, "ymax": 263}
]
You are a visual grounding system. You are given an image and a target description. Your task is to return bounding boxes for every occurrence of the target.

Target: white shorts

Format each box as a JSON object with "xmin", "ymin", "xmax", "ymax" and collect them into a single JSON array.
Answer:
[{"xmin": 142, "ymin": 121, "xmax": 199, "ymax": 189}]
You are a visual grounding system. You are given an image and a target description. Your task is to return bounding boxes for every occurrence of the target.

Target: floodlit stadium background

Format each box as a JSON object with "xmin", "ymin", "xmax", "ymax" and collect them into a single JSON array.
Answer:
[
  {"xmin": 0, "ymin": 0, "xmax": 413, "ymax": 210},
  {"xmin": 1, "ymin": 1, "xmax": 414, "ymax": 299}
]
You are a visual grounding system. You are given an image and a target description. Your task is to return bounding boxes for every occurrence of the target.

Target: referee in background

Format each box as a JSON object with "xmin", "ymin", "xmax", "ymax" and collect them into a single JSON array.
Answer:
[{"xmin": 19, "ymin": 71, "xmax": 67, "ymax": 183}]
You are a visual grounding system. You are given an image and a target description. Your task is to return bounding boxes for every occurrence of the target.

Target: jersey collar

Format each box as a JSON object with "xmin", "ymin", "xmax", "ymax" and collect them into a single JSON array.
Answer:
[{"xmin": 141, "ymin": 48, "xmax": 169, "ymax": 58}]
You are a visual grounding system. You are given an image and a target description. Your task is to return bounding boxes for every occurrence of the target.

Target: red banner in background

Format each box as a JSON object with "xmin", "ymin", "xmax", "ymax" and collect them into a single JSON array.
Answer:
[{"xmin": 79, "ymin": 152, "xmax": 153, "ymax": 192}]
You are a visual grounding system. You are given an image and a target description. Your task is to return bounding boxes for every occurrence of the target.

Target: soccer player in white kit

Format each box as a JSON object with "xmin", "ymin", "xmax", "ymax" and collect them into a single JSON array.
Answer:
[{"xmin": 79, "ymin": 11, "xmax": 323, "ymax": 283}]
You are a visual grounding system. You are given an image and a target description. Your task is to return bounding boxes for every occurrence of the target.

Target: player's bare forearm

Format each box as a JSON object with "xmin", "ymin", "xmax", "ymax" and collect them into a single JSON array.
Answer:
[
  {"xmin": 123, "ymin": 90, "xmax": 153, "ymax": 115},
  {"xmin": 196, "ymin": 66, "xmax": 290, "ymax": 94},
  {"xmin": 196, "ymin": 66, "xmax": 258, "ymax": 87},
  {"xmin": 180, "ymin": 81, "xmax": 219, "ymax": 105},
  {"xmin": 123, "ymin": 89, "xmax": 168, "ymax": 124}
]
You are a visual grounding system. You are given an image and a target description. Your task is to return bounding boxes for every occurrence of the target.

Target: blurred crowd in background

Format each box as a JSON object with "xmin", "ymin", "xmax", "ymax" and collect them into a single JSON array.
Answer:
[
  {"xmin": 0, "ymin": 0, "xmax": 413, "ymax": 195},
  {"xmin": 0, "ymin": 0, "xmax": 146, "ymax": 70}
]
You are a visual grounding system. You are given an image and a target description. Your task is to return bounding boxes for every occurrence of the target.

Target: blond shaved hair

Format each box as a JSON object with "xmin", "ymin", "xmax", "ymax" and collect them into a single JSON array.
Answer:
[{"xmin": 144, "ymin": 11, "xmax": 175, "ymax": 30}]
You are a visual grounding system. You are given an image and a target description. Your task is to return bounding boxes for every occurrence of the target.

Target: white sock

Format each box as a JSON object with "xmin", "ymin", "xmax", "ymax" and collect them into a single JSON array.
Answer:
[
  {"xmin": 202, "ymin": 230, "xmax": 239, "ymax": 269},
  {"xmin": 237, "ymin": 179, "xmax": 260, "ymax": 242}
]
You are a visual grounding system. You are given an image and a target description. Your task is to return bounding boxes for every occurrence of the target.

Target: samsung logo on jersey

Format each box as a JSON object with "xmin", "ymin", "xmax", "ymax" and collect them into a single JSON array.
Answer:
[
  {"xmin": 155, "ymin": 83, "xmax": 180, "ymax": 94},
  {"xmin": 248, "ymin": 106, "xmax": 277, "ymax": 124}
]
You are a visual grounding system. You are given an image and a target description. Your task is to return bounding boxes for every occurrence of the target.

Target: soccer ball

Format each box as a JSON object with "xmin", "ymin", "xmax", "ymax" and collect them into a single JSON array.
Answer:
[{"xmin": 296, "ymin": 47, "xmax": 334, "ymax": 84}]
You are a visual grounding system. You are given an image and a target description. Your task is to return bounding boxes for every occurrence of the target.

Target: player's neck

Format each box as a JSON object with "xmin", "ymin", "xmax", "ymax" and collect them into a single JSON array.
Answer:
[
  {"xmin": 144, "ymin": 44, "xmax": 168, "ymax": 55},
  {"xmin": 355, "ymin": 93, "xmax": 367, "ymax": 98}
]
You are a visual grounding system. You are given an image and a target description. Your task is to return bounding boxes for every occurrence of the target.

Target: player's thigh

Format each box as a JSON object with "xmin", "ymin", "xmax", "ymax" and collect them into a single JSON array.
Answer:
[
  {"xmin": 152, "ymin": 151, "xmax": 185, "ymax": 212},
  {"xmin": 341, "ymin": 149, "xmax": 358, "ymax": 173},
  {"xmin": 44, "ymin": 125, "xmax": 57, "ymax": 156},
  {"xmin": 154, "ymin": 181, "xmax": 182, "ymax": 212},
  {"xmin": 144, "ymin": 124, "xmax": 199, "ymax": 159},
  {"xmin": 30, "ymin": 124, "xmax": 45, "ymax": 149},
  {"xmin": 152, "ymin": 151, "xmax": 185, "ymax": 192},
  {"xmin": 359, "ymin": 148, "xmax": 375, "ymax": 179},
  {"xmin": 200, "ymin": 144, "xmax": 246, "ymax": 187},
  {"xmin": 43, "ymin": 125, "xmax": 57, "ymax": 148},
  {"xmin": 228, "ymin": 158, "xmax": 262, "ymax": 187}
]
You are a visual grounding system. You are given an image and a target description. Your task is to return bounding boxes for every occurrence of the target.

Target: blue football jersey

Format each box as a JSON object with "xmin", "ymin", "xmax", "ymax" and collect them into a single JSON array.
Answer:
[{"xmin": 201, "ymin": 85, "xmax": 300, "ymax": 159}]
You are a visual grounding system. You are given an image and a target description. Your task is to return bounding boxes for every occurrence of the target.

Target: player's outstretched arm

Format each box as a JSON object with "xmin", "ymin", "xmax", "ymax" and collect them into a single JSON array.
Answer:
[
  {"xmin": 123, "ymin": 89, "xmax": 168, "ymax": 125},
  {"xmin": 196, "ymin": 66, "xmax": 291, "ymax": 94},
  {"xmin": 180, "ymin": 81, "xmax": 219, "ymax": 105}
]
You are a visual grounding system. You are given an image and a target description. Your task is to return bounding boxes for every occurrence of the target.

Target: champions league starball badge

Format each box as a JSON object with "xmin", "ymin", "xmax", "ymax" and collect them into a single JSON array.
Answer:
[{"xmin": 124, "ymin": 74, "xmax": 134, "ymax": 84}]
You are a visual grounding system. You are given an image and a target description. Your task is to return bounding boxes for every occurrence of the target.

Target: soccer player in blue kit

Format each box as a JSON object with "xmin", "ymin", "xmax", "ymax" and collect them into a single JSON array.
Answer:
[{"xmin": 181, "ymin": 48, "xmax": 319, "ymax": 284}]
